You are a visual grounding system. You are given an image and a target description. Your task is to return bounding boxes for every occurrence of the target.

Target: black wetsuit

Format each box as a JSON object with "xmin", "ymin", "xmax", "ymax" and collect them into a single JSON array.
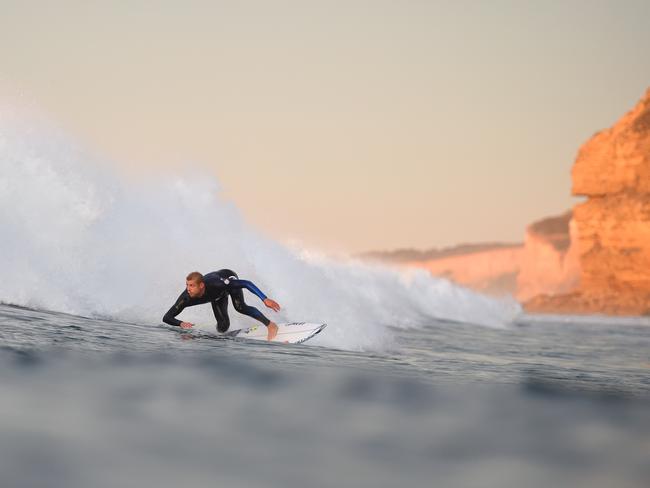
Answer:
[{"xmin": 162, "ymin": 269, "xmax": 271, "ymax": 332}]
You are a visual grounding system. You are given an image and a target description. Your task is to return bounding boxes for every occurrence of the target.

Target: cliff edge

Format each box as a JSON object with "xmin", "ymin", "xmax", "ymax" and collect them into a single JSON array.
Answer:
[{"xmin": 525, "ymin": 87, "xmax": 650, "ymax": 315}]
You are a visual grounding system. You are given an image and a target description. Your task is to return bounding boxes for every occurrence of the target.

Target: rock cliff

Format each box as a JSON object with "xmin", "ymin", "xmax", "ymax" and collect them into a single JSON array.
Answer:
[
  {"xmin": 392, "ymin": 211, "xmax": 579, "ymax": 300},
  {"xmin": 403, "ymin": 245, "xmax": 524, "ymax": 296},
  {"xmin": 525, "ymin": 87, "xmax": 650, "ymax": 315},
  {"xmin": 517, "ymin": 211, "xmax": 580, "ymax": 302}
]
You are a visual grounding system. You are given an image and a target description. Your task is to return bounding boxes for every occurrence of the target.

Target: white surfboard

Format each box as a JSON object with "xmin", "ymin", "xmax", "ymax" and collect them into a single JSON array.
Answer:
[{"xmin": 225, "ymin": 322, "xmax": 326, "ymax": 344}]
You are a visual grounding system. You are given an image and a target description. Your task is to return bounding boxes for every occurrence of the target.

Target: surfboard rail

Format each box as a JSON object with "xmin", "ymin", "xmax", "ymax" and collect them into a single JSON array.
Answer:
[{"xmin": 226, "ymin": 322, "xmax": 327, "ymax": 344}]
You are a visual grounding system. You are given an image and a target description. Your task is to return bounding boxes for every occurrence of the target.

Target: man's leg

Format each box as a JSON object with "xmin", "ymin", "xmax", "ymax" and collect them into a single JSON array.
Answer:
[
  {"xmin": 229, "ymin": 288, "xmax": 271, "ymax": 326},
  {"xmin": 211, "ymin": 295, "xmax": 230, "ymax": 333}
]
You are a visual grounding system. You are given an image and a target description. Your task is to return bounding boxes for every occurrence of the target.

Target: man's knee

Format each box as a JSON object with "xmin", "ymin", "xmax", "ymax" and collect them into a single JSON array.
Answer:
[
  {"xmin": 217, "ymin": 318, "xmax": 230, "ymax": 333},
  {"xmin": 232, "ymin": 299, "xmax": 247, "ymax": 313}
]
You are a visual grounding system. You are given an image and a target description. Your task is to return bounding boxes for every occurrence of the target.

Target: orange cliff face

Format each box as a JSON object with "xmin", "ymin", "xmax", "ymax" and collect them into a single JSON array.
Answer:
[
  {"xmin": 359, "ymin": 244, "xmax": 525, "ymax": 297},
  {"xmin": 404, "ymin": 245, "xmax": 524, "ymax": 296},
  {"xmin": 525, "ymin": 87, "xmax": 650, "ymax": 315},
  {"xmin": 397, "ymin": 212, "xmax": 579, "ymax": 301},
  {"xmin": 358, "ymin": 218, "xmax": 579, "ymax": 300},
  {"xmin": 517, "ymin": 212, "xmax": 580, "ymax": 302}
]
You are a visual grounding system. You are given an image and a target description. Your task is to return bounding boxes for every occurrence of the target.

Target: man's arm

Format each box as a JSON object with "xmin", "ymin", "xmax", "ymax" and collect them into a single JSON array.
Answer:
[
  {"xmin": 228, "ymin": 279, "xmax": 281, "ymax": 312},
  {"xmin": 228, "ymin": 279, "xmax": 268, "ymax": 301},
  {"xmin": 162, "ymin": 292, "xmax": 189, "ymax": 327}
]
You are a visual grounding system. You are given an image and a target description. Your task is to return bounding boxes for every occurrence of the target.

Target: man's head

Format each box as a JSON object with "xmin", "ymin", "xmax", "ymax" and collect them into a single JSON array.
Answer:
[{"xmin": 186, "ymin": 271, "xmax": 205, "ymax": 298}]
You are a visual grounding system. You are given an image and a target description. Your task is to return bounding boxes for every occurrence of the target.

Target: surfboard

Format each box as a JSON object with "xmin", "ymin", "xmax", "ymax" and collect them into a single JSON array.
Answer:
[{"xmin": 224, "ymin": 322, "xmax": 326, "ymax": 344}]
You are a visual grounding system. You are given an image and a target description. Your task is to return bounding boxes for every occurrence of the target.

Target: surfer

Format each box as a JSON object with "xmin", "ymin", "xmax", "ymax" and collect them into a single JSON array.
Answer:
[{"xmin": 163, "ymin": 270, "xmax": 280, "ymax": 341}]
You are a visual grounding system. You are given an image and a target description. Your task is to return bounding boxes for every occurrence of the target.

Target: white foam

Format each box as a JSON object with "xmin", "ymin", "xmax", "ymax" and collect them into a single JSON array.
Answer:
[{"xmin": 0, "ymin": 106, "xmax": 521, "ymax": 351}]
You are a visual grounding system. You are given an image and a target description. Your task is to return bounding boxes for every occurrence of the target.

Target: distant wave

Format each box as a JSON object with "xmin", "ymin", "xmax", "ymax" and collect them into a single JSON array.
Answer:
[{"xmin": 0, "ymin": 103, "xmax": 520, "ymax": 351}]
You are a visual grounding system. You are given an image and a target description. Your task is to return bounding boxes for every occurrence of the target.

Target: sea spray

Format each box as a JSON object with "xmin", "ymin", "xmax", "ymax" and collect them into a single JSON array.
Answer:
[{"xmin": 0, "ymin": 106, "xmax": 520, "ymax": 351}]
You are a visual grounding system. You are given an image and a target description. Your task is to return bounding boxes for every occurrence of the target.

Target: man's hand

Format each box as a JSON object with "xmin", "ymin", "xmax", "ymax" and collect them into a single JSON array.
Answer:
[
  {"xmin": 180, "ymin": 322, "xmax": 194, "ymax": 329},
  {"xmin": 267, "ymin": 321, "xmax": 279, "ymax": 341},
  {"xmin": 263, "ymin": 298, "xmax": 281, "ymax": 312}
]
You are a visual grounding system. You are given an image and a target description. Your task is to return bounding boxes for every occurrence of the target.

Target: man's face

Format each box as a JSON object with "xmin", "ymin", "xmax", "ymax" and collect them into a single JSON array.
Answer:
[{"xmin": 186, "ymin": 279, "xmax": 205, "ymax": 298}]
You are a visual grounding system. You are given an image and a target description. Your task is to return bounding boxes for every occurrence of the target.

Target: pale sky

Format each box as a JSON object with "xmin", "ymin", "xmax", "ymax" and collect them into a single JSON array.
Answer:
[{"xmin": 1, "ymin": 0, "xmax": 649, "ymax": 253}]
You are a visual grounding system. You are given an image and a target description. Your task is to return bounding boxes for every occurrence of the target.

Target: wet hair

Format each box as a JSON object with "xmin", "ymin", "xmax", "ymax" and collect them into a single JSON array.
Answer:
[{"xmin": 185, "ymin": 271, "xmax": 204, "ymax": 284}]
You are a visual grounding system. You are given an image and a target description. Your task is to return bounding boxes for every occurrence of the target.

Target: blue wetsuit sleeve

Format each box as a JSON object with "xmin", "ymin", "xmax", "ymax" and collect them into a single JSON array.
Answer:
[{"xmin": 228, "ymin": 279, "xmax": 268, "ymax": 301}]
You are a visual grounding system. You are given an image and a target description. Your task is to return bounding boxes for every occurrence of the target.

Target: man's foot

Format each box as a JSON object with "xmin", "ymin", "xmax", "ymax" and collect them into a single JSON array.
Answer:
[{"xmin": 267, "ymin": 322, "xmax": 278, "ymax": 341}]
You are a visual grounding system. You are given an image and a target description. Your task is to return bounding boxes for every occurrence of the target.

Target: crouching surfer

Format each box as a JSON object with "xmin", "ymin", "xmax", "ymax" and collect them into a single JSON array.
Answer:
[{"xmin": 163, "ymin": 270, "xmax": 280, "ymax": 341}]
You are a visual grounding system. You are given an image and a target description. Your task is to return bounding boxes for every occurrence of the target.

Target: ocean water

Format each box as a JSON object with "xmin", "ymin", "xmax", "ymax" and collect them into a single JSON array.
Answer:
[
  {"xmin": 1, "ymin": 105, "xmax": 650, "ymax": 488},
  {"xmin": 1, "ymin": 305, "xmax": 649, "ymax": 488}
]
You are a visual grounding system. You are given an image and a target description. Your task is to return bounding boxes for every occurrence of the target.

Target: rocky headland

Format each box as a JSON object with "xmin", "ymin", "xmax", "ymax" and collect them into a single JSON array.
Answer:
[
  {"xmin": 363, "ymin": 87, "xmax": 650, "ymax": 316},
  {"xmin": 516, "ymin": 211, "xmax": 580, "ymax": 302},
  {"xmin": 525, "ymin": 87, "xmax": 650, "ymax": 315},
  {"xmin": 361, "ymin": 243, "xmax": 525, "ymax": 296}
]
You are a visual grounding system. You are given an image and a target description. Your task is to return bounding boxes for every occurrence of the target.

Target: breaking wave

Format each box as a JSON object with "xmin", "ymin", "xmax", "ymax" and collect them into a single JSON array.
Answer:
[{"xmin": 0, "ymin": 104, "xmax": 520, "ymax": 351}]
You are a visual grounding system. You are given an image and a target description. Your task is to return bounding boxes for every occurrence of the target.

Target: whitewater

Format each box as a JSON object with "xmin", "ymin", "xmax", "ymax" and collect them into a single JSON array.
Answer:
[
  {"xmin": 1, "ymin": 106, "xmax": 649, "ymax": 488},
  {"xmin": 0, "ymin": 107, "xmax": 519, "ymax": 351}
]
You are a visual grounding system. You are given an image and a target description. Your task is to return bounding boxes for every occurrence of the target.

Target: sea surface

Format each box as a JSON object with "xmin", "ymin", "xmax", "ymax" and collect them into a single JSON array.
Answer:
[
  {"xmin": 1, "ymin": 303, "xmax": 649, "ymax": 488},
  {"xmin": 2, "ymin": 106, "xmax": 650, "ymax": 488}
]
